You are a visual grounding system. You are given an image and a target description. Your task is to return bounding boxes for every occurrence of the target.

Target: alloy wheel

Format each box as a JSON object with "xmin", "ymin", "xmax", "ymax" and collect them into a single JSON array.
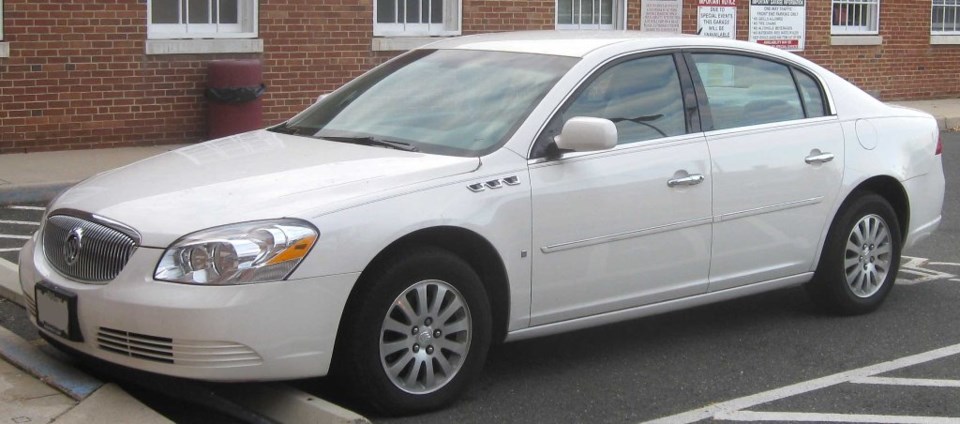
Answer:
[{"xmin": 379, "ymin": 279, "xmax": 472, "ymax": 394}]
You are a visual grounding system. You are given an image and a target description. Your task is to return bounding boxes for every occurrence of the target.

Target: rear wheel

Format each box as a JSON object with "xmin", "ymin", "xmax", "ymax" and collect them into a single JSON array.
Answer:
[
  {"xmin": 807, "ymin": 194, "xmax": 902, "ymax": 315},
  {"xmin": 337, "ymin": 247, "xmax": 491, "ymax": 415}
]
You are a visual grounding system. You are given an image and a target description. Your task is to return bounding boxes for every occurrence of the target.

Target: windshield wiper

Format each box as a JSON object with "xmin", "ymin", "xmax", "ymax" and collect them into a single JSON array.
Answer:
[
  {"xmin": 320, "ymin": 135, "xmax": 419, "ymax": 152},
  {"xmin": 269, "ymin": 122, "xmax": 315, "ymax": 135}
]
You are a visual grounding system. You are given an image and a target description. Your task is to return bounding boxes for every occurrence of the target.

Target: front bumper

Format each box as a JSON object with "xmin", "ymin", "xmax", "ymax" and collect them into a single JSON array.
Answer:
[{"xmin": 19, "ymin": 235, "xmax": 359, "ymax": 381}]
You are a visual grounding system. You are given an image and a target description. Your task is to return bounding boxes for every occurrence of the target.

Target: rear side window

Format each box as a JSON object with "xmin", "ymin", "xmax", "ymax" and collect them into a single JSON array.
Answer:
[
  {"xmin": 557, "ymin": 54, "xmax": 687, "ymax": 145},
  {"xmin": 691, "ymin": 53, "xmax": 805, "ymax": 130},
  {"xmin": 794, "ymin": 70, "xmax": 827, "ymax": 118}
]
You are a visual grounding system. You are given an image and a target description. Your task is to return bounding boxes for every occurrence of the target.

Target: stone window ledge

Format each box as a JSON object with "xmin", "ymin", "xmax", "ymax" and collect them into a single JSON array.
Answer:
[
  {"xmin": 0, "ymin": 42, "xmax": 9, "ymax": 58},
  {"xmin": 372, "ymin": 37, "xmax": 448, "ymax": 52},
  {"xmin": 931, "ymin": 35, "xmax": 960, "ymax": 45},
  {"xmin": 830, "ymin": 35, "xmax": 883, "ymax": 46},
  {"xmin": 146, "ymin": 39, "xmax": 263, "ymax": 55}
]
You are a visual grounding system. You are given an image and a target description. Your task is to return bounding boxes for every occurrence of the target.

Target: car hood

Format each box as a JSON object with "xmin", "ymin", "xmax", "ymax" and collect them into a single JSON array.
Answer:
[{"xmin": 50, "ymin": 131, "xmax": 481, "ymax": 247}]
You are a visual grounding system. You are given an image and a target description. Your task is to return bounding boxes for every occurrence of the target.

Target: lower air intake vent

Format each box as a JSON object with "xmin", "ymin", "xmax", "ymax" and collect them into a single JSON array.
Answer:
[{"xmin": 97, "ymin": 327, "xmax": 262, "ymax": 367}]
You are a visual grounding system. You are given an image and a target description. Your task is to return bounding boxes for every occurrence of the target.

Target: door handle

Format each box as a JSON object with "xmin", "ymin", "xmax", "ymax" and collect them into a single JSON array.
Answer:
[
  {"xmin": 805, "ymin": 152, "xmax": 835, "ymax": 164},
  {"xmin": 667, "ymin": 174, "xmax": 705, "ymax": 187}
]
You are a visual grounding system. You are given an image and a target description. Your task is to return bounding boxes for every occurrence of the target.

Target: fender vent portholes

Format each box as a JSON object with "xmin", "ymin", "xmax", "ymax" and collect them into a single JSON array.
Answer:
[{"xmin": 467, "ymin": 176, "xmax": 520, "ymax": 192}]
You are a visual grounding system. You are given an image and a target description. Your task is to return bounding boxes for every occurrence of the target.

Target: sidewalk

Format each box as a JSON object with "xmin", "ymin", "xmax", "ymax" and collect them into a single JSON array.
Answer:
[
  {"xmin": 0, "ymin": 98, "xmax": 957, "ymax": 423},
  {"xmin": 0, "ymin": 324, "xmax": 172, "ymax": 423}
]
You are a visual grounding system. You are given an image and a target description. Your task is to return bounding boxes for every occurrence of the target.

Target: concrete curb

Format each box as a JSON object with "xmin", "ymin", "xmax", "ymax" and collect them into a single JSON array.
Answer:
[
  {"xmin": 0, "ymin": 182, "xmax": 72, "ymax": 206},
  {"xmin": 218, "ymin": 383, "xmax": 371, "ymax": 424},
  {"xmin": 0, "ymin": 326, "xmax": 102, "ymax": 401},
  {"xmin": 0, "ymin": 258, "xmax": 22, "ymax": 307}
]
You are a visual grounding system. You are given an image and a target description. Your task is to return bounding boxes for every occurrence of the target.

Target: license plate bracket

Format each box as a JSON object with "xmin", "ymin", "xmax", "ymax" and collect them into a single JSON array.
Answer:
[{"xmin": 35, "ymin": 281, "xmax": 83, "ymax": 342}]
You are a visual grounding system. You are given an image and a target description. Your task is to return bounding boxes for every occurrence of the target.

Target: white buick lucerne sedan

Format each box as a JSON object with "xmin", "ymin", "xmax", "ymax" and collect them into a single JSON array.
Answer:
[{"xmin": 21, "ymin": 31, "xmax": 944, "ymax": 414}]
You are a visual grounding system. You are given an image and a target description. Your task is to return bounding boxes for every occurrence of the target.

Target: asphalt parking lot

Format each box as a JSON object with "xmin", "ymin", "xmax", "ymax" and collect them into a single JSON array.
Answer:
[{"xmin": 0, "ymin": 134, "xmax": 957, "ymax": 423}]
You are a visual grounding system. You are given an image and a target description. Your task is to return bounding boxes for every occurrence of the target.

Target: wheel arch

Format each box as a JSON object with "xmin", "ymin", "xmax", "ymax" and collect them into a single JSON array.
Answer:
[
  {"xmin": 338, "ymin": 226, "xmax": 512, "ymax": 346},
  {"xmin": 814, "ymin": 175, "xmax": 909, "ymax": 271},
  {"xmin": 844, "ymin": 176, "xmax": 910, "ymax": 238}
]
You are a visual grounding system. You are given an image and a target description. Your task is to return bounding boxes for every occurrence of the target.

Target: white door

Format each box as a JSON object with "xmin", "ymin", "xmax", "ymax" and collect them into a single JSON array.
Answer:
[
  {"xmin": 527, "ymin": 54, "xmax": 713, "ymax": 326},
  {"xmin": 689, "ymin": 53, "xmax": 845, "ymax": 291}
]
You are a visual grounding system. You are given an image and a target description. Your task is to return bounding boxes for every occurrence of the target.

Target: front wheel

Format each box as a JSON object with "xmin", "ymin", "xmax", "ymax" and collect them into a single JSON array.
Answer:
[
  {"xmin": 337, "ymin": 247, "xmax": 491, "ymax": 415},
  {"xmin": 807, "ymin": 194, "xmax": 902, "ymax": 315}
]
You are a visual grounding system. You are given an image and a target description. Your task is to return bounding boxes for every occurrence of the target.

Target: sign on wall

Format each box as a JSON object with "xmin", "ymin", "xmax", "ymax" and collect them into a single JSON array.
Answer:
[
  {"xmin": 641, "ymin": 0, "xmax": 683, "ymax": 33},
  {"xmin": 697, "ymin": 0, "xmax": 737, "ymax": 39},
  {"xmin": 748, "ymin": 0, "xmax": 806, "ymax": 51}
]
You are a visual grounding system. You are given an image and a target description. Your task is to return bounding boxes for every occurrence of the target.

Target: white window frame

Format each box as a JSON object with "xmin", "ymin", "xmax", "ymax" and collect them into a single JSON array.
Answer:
[
  {"xmin": 147, "ymin": 0, "xmax": 258, "ymax": 39},
  {"xmin": 373, "ymin": 0, "xmax": 461, "ymax": 37},
  {"xmin": 831, "ymin": 0, "xmax": 880, "ymax": 35},
  {"xmin": 556, "ymin": 0, "xmax": 626, "ymax": 30},
  {"xmin": 932, "ymin": 0, "xmax": 960, "ymax": 34},
  {"xmin": 0, "ymin": 1, "xmax": 7, "ymax": 58}
]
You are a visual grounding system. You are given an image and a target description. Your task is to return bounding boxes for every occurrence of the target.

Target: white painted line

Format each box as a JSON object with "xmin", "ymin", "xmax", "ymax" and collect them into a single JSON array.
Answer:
[
  {"xmin": 0, "ymin": 248, "xmax": 20, "ymax": 253},
  {"xmin": 642, "ymin": 343, "xmax": 960, "ymax": 424},
  {"xmin": 951, "ymin": 279, "xmax": 960, "ymax": 282},
  {"xmin": 897, "ymin": 268, "xmax": 956, "ymax": 284},
  {"xmin": 0, "ymin": 234, "xmax": 31, "ymax": 240},
  {"xmin": 850, "ymin": 376, "xmax": 960, "ymax": 388},
  {"xmin": 929, "ymin": 262, "xmax": 960, "ymax": 267},
  {"xmin": 5, "ymin": 206, "xmax": 45, "ymax": 211},
  {"xmin": 716, "ymin": 410, "xmax": 960, "ymax": 423},
  {"xmin": 900, "ymin": 256, "xmax": 928, "ymax": 268},
  {"xmin": 0, "ymin": 219, "xmax": 39, "ymax": 226}
]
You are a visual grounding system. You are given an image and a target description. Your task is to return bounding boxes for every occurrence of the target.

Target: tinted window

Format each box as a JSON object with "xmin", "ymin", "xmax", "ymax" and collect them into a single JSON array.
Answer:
[
  {"xmin": 559, "ymin": 55, "xmax": 686, "ymax": 145},
  {"xmin": 692, "ymin": 54, "xmax": 804, "ymax": 130},
  {"xmin": 795, "ymin": 70, "xmax": 827, "ymax": 117}
]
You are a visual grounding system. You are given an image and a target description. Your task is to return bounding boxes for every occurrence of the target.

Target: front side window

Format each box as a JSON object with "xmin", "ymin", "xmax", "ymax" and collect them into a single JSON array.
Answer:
[
  {"xmin": 692, "ymin": 53, "xmax": 806, "ymax": 130},
  {"xmin": 932, "ymin": 0, "xmax": 960, "ymax": 34},
  {"xmin": 556, "ymin": 0, "xmax": 625, "ymax": 30},
  {"xmin": 541, "ymin": 55, "xmax": 686, "ymax": 148},
  {"xmin": 375, "ymin": 0, "xmax": 461, "ymax": 36},
  {"xmin": 275, "ymin": 50, "xmax": 576, "ymax": 157},
  {"xmin": 149, "ymin": 0, "xmax": 257, "ymax": 39},
  {"xmin": 831, "ymin": 0, "xmax": 880, "ymax": 35}
]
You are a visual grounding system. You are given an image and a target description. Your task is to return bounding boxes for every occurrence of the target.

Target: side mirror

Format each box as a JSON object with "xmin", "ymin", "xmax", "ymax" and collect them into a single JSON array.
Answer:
[{"xmin": 554, "ymin": 117, "xmax": 617, "ymax": 153}]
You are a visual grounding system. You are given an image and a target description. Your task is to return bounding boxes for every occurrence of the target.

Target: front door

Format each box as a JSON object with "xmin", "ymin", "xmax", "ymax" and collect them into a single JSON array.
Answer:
[{"xmin": 527, "ymin": 53, "xmax": 713, "ymax": 326}]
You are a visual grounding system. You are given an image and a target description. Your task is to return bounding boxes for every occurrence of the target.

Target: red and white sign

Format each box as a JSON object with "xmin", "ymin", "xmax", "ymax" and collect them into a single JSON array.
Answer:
[
  {"xmin": 749, "ymin": 0, "xmax": 806, "ymax": 51},
  {"xmin": 698, "ymin": 0, "xmax": 737, "ymax": 39}
]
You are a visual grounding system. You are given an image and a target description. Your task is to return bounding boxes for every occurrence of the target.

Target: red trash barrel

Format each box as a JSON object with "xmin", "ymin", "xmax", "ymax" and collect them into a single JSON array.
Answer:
[{"xmin": 206, "ymin": 60, "xmax": 265, "ymax": 139}]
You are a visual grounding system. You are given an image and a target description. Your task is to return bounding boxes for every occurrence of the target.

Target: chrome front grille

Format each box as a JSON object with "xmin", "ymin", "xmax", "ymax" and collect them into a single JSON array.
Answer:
[
  {"xmin": 42, "ymin": 214, "xmax": 138, "ymax": 282},
  {"xmin": 97, "ymin": 327, "xmax": 263, "ymax": 367}
]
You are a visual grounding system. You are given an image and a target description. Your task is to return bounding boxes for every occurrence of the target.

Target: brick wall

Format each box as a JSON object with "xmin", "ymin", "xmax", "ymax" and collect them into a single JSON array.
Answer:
[{"xmin": 0, "ymin": 0, "xmax": 958, "ymax": 153}]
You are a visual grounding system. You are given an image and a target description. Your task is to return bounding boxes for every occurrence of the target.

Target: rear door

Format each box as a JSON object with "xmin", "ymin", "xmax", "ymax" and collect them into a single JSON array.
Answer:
[{"xmin": 686, "ymin": 51, "xmax": 845, "ymax": 291}]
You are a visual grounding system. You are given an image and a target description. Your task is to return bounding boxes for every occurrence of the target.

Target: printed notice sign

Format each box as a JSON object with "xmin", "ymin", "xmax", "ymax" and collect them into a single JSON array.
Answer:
[
  {"xmin": 749, "ymin": 0, "xmax": 806, "ymax": 51},
  {"xmin": 698, "ymin": 0, "xmax": 737, "ymax": 39},
  {"xmin": 642, "ymin": 0, "xmax": 683, "ymax": 33}
]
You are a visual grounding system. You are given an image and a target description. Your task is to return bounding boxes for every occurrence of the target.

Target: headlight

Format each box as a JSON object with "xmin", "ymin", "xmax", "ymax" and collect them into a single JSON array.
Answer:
[{"xmin": 155, "ymin": 219, "xmax": 319, "ymax": 285}]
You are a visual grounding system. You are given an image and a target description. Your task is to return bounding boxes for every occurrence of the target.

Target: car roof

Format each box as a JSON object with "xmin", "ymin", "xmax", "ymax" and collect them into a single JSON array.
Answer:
[{"xmin": 423, "ymin": 30, "xmax": 788, "ymax": 59}]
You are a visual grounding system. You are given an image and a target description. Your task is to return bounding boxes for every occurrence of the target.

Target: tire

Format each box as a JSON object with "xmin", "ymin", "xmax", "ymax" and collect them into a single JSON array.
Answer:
[
  {"xmin": 336, "ymin": 247, "xmax": 491, "ymax": 415},
  {"xmin": 807, "ymin": 193, "xmax": 902, "ymax": 315}
]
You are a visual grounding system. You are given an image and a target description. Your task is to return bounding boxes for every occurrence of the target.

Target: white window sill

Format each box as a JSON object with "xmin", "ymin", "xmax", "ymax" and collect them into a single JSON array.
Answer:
[
  {"xmin": 145, "ymin": 39, "xmax": 264, "ymax": 55},
  {"xmin": 371, "ymin": 37, "xmax": 449, "ymax": 52},
  {"xmin": 830, "ymin": 35, "xmax": 883, "ymax": 46},
  {"xmin": 931, "ymin": 35, "xmax": 960, "ymax": 44},
  {"xmin": 0, "ymin": 42, "xmax": 9, "ymax": 58}
]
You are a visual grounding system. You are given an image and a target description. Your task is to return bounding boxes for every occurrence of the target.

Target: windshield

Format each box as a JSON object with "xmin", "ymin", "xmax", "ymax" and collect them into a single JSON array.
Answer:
[{"xmin": 275, "ymin": 49, "xmax": 578, "ymax": 156}]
